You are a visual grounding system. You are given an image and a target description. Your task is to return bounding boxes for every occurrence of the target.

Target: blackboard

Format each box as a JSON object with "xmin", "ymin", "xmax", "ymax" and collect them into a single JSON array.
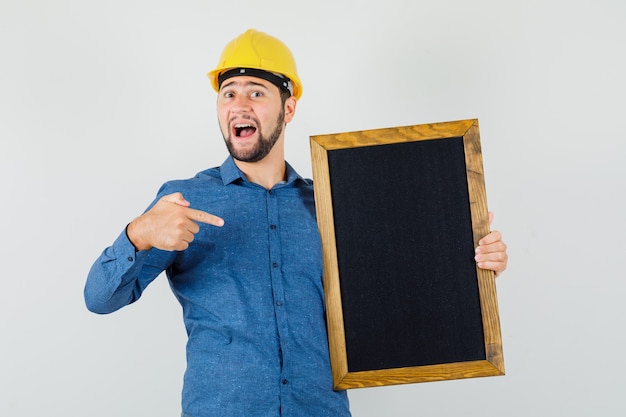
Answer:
[{"xmin": 310, "ymin": 119, "xmax": 504, "ymax": 389}]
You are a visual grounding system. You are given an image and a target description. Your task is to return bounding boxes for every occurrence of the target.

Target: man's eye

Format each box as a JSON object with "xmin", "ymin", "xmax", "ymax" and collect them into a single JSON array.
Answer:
[{"xmin": 251, "ymin": 91, "xmax": 263, "ymax": 98}]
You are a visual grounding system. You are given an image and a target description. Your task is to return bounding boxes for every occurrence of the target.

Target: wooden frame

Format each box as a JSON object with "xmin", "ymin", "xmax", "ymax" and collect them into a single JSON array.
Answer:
[{"xmin": 310, "ymin": 119, "xmax": 504, "ymax": 390}]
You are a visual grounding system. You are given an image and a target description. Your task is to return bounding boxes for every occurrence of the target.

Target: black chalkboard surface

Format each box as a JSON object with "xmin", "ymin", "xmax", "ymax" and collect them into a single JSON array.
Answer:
[{"xmin": 310, "ymin": 119, "xmax": 504, "ymax": 389}]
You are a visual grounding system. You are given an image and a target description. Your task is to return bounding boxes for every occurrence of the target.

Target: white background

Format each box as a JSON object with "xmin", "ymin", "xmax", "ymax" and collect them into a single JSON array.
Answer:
[{"xmin": 1, "ymin": 0, "xmax": 625, "ymax": 416}]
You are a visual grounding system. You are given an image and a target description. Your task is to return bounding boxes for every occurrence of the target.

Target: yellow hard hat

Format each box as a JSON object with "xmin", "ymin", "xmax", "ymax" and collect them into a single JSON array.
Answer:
[{"xmin": 207, "ymin": 29, "xmax": 302, "ymax": 100}]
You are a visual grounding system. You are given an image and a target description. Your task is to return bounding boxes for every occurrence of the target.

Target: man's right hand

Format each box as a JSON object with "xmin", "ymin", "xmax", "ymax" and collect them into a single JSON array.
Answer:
[{"xmin": 127, "ymin": 192, "xmax": 224, "ymax": 252}]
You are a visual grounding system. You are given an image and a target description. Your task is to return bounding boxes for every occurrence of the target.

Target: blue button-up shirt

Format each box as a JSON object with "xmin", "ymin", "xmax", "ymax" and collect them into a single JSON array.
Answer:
[{"xmin": 84, "ymin": 157, "xmax": 351, "ymax": 417}]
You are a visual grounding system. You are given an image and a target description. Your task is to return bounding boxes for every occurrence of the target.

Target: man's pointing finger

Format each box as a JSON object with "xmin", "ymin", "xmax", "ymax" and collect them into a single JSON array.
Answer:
[{"xmin": 187, "ymin": 208, "xmax": 225, "ymax": 227}]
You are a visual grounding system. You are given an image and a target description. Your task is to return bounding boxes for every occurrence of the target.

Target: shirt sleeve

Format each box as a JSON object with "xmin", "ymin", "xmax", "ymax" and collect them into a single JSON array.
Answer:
[{"xmin": 83, "ymin": 227, "xmax": 175, "ymax": 314}]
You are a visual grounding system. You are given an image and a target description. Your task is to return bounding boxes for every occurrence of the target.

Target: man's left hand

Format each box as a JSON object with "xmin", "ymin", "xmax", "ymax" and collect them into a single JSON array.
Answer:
[{"xmin": 475, "ymin": 212, "xmax": 508, "ymax": 277}]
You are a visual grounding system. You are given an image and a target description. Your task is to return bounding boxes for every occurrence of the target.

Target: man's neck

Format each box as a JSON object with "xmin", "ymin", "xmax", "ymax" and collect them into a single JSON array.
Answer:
[{"xmin": 233, "ymin": 145, "xmax": 287, "ymax": 190}]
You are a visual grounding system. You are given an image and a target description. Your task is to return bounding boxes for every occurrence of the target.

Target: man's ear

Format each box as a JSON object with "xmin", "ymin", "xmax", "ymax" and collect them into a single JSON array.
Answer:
[{"xmin": 283, "ymin": 96, "xmax": 297, "ymax": 124}]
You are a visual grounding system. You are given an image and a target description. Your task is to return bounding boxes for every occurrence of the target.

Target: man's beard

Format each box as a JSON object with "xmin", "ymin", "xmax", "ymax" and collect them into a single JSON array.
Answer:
[{"xmin": 223, "ymin": 109, "xmax": 285, "ymax": 163}]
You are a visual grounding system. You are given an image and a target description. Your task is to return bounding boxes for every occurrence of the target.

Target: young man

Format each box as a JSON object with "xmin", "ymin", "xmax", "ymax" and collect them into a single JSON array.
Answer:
[{"xmin": 84, "ymin": 29, "xmax": 508, "ymax": 417}]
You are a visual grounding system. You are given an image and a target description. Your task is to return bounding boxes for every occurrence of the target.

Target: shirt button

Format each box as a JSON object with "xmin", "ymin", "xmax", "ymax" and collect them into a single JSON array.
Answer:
[
  {"xmin": 276, "ymin": 301, "xmax": 283, "ymax": 306},
  {"xmin": 127, "ymin": 256, "xmax": 133, "ymax": 262},
  {"xmin": 270, "ymin": 224, "xmax": 277, "ymax": 230},
  {"xmin": 273, "ymin": 262, "xmax": 278, "ymax": 268},
  {"xmin": 282, "ymin": 379, "xmax": 288, "ymax": 385}
]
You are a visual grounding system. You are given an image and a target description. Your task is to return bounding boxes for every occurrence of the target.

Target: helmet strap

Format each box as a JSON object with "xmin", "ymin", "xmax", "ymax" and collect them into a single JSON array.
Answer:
[{"xmin": 218, "ymin": 67, "xmax": 293, "ymax": 96}]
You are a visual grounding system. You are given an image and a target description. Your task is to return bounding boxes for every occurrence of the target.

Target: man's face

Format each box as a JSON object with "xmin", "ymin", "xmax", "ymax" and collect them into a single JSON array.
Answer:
[{"xmin": 217, "ymin": 76, "xmax": 288, "ymax": 163}]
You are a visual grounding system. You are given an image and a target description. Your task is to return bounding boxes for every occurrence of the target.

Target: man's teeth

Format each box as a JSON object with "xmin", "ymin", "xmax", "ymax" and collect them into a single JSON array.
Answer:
[{"xmin": 234, "ymin": 123, "xmax": 255, "ymax": 137}]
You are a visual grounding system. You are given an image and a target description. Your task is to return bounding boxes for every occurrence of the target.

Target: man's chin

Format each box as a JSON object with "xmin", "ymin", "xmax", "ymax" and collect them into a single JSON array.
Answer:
[{"xmin": 228, "ymin": 147, "xmax": 264, "ymax": 163}]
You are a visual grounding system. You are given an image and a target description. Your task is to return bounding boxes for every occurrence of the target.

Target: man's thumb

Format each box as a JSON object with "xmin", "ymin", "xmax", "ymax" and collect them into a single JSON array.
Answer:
[{"xmin": 164, "ymin": 192, "xmax": 190, "ymax": 207}]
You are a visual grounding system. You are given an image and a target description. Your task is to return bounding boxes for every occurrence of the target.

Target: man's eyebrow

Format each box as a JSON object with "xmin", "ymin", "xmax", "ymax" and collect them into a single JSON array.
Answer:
[{"xmin": 220, "ymin": 79, "xmax": 270, "ymax": 90}]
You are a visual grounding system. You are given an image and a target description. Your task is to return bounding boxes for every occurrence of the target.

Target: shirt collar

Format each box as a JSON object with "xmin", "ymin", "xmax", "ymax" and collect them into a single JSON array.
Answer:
[{"xmin": 219, "ymin": 156, "xmax": 308, "ymax": 187}]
